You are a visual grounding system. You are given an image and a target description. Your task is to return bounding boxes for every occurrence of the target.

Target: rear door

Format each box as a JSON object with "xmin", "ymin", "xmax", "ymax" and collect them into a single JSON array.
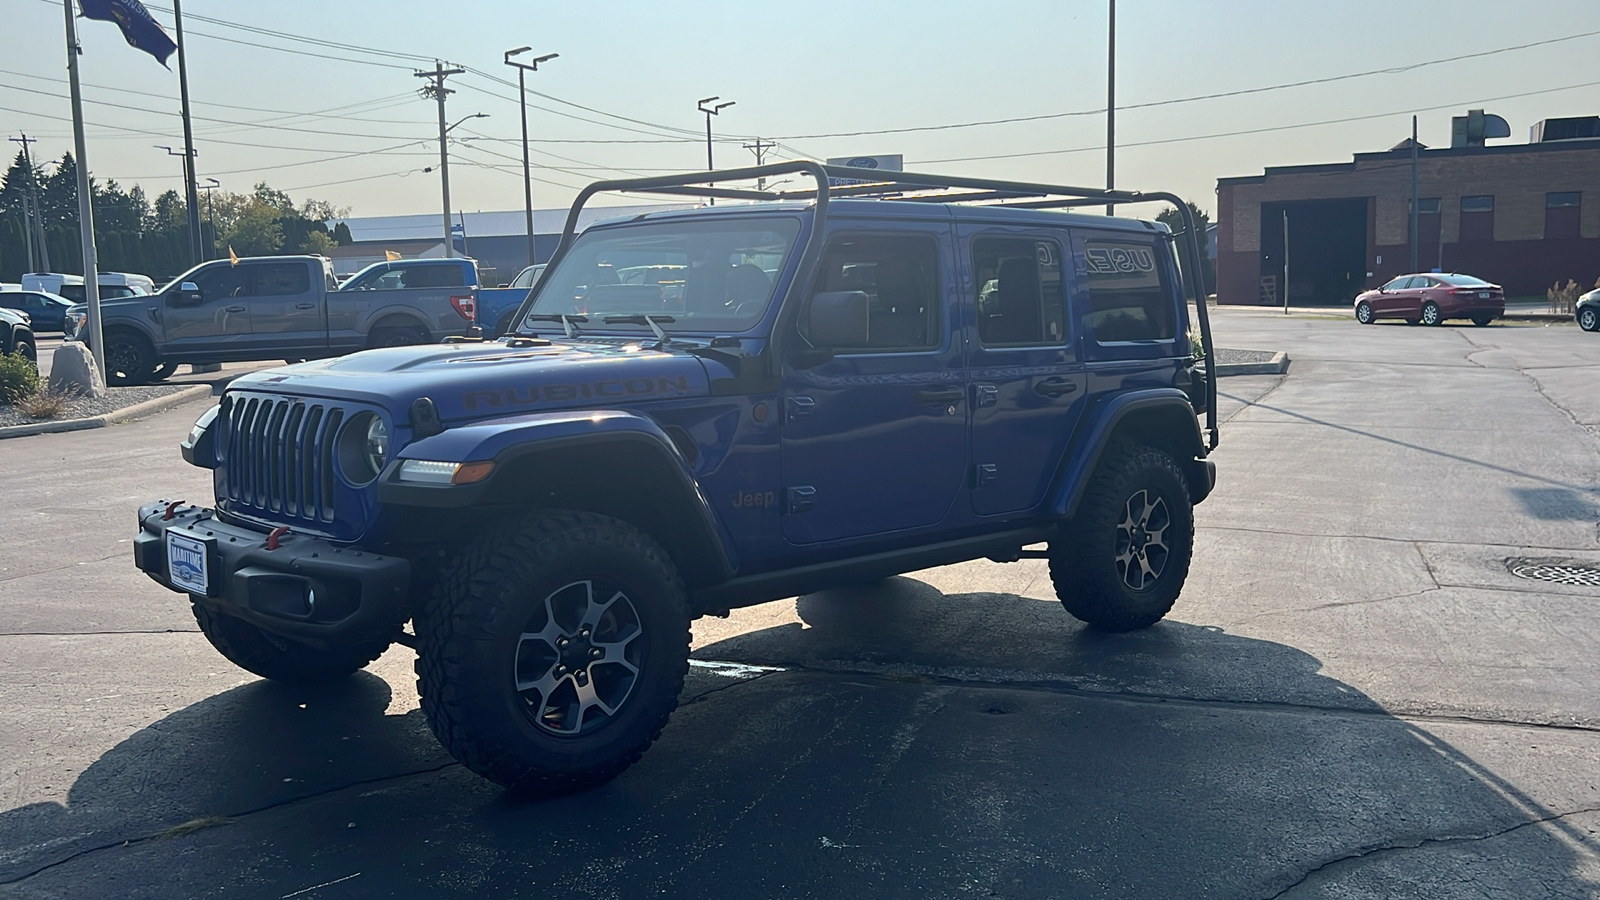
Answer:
[
  {"xmin": 242, "ymin": 261, "xmax": 325, "ymax": 353},
  {"xmin": 962, "ymin": 227, "xmax": 1087, "ymax": 516},
  {"xmin": 1072, "ymin": 230, "xmax": 1186, "ymax": 401},
  {"xmin": 779, "ymin": 226, "xmax": 969, "ymax": 544}
]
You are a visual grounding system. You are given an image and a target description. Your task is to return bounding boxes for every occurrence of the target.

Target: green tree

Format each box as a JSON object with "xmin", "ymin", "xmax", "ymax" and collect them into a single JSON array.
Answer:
[{"xmin": 1157, "ymin": 202, "xmax": 1215, "ymax": 296}]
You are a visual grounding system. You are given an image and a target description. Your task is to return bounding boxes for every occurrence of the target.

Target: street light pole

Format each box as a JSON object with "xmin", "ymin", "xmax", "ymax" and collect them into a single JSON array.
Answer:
[
  {"xmin": 417, "ymin": 62, "xmax": 467, "ymax": 258},
  {"xmin": 172, "ymin": 0, "xmax": 203, "ymax": 267},
  {"xmin": 199, "ymin": 177, "xmax": 219, "ymax": 261},
  {"xmin": 697, "ymin": 96, "xmax": 734, "ymax": 205},
  {"xmin": 505, "ymin": 48, "xmax": 558, "ymax": 269}
]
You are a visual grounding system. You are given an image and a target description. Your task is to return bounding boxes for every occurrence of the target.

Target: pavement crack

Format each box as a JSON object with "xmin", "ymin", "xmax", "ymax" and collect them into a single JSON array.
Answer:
[
  {"xmin": 1206, "ymin": 524, "xmax": 1600, "ymax": 553},
  {"xmin": 0, "ymin": 761, "xmax": 459, "ymax": 887},
  {"xmin": 1260, "ymin": 804, "xmax": 1600, "ymax": 899},
  {"xmin": 1219, "ymin": 375, "xmax": 1288, "ymax": 424},
  {"xmin": 1220, "ymin": 585, "xmax": 1443, "ymax": 625}
]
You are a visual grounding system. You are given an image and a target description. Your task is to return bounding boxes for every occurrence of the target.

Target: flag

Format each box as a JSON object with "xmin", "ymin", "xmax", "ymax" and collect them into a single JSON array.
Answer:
[
  {"xmin": 385, "ymin": 250, "xmax": 401, "ymax": 261},
  {"xmin": 228, "ymin": 246, "xmax": 238, "ymax": 266},
  {"xmin": 78, "ymin": 0, "xmax": 178, "ymax": 67}
]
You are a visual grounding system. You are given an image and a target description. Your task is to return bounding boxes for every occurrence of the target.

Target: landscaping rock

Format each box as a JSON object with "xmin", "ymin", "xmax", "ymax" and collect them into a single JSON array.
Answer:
[{"xmin": 49, "ymin": 342, "xmax": 106, "ymax": 399}]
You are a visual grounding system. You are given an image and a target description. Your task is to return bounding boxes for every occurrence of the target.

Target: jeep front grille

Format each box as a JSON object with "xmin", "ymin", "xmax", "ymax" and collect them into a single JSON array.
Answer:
[{"xmin": 222, "ymin": 396, "xmax": 343, "ymax": 523}]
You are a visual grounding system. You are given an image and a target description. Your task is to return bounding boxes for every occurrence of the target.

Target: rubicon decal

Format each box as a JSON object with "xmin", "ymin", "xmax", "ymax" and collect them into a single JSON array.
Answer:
[{"xmin": 463, "ymin": 375, "xmax": 694, "ymax": 410}]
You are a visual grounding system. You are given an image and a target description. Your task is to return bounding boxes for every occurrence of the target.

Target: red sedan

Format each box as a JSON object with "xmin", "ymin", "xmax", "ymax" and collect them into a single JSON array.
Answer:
[{"xmin": 1354, "ymin": 273, "xmax": 1505, "ymax": 326}]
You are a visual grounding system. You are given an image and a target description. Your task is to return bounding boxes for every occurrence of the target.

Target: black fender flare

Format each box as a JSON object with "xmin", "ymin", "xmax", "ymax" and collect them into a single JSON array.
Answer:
[
  {"xmin": 376, "ymin": 409, "xmax": 736, "ymax": 586},
  {"xmin": 1047, "ymin": 388, "xmax": 1213, "ymax": 519}
]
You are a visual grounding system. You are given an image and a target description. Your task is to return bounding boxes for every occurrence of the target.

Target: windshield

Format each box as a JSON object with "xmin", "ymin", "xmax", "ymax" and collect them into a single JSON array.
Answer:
[
  {"xmin": 1434, "ymin": 273, "xmax": 1493, "ymax": 287},
  {"xmin": 523, "ymin": 217, "xmax": 800, "ymax": 333}
]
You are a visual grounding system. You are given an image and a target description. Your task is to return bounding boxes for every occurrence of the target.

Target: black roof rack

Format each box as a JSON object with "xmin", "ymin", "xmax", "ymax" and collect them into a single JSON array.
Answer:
[{"xmin": 543, "ymin": 161, "xmax": 1217, "ymax": 448}]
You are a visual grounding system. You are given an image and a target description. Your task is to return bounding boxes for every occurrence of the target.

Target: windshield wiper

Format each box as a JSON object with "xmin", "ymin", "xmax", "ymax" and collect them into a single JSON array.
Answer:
[
  {"xmin": 523, "ymin": 313, "xmax": 588, "ymax": 338},
  {"xmin": 602, "ymin": 314, "xmax": 676, "ymax": 347}
]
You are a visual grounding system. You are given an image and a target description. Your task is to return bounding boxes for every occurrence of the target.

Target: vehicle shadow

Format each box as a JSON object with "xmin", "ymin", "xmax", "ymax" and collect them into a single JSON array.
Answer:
[{"xmin": 2, "ymin": 581, "xmax": 1596, "ymax": 899}]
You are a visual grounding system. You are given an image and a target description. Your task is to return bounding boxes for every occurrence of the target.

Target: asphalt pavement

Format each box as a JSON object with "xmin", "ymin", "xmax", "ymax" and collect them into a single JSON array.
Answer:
[{"xmin": 2, "ymin": 311, "xmax": 1598, "ymax": 898}]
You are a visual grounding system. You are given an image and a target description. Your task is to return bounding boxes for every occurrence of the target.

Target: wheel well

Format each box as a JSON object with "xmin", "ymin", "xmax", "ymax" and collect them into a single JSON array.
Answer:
[
  {"xmin": 468, "ymin": 440, "xmax": 728, "ymax": 588},
  {"xmin": 1103, "ymin": 405, "xmax": 1207, "ymax": 499},
  {"xmin": 369, "ymin": 314, "xmax": 428, "ymax": 336}
]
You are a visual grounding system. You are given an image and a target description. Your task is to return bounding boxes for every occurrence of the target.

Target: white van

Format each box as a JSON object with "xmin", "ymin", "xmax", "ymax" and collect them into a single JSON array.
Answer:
[{"xmin": 22, "ymin": 272, "xmax": 155, "ymax": 302}]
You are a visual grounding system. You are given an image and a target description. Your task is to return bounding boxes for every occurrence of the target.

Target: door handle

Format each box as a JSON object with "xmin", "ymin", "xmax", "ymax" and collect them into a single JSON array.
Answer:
[
  {"xmin": 294, "ymin": 302, "xmax": 316, "ymax": 310},
  {"xmin": 225, "ymin": 305, "xmax": 245, "ymax": 313},
  {"xmin": 1035, "ymin": 377, "xmax": 1079, "ymax": 397},
  {"xmin": 973, "ymin": 384, "xmax": 999, "ymax": 408},
  {"xmin": 915, "ymin": 385, "xmax": 964, "ymax": 406}
]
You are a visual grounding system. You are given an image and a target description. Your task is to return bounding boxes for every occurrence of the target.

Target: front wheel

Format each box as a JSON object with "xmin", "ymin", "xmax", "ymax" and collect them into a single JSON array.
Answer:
[
  {"xmin": 148, "ymin": 360, "xmax": 177, "ymax": 382},
  {"xmin": 415, "ymin": 510, "xmax": 690, "ymax": 796},
  {"xmin": 1579, "ymin": 308, "xmax": 1600, "ymax": 332},
  {"xmin": 192, "ymin": 604, "xmax": 391, "ymax": 684},
  {"xmin": 13, "ymin": 336, "xmax": 36, "ymax": 365},
  {"xmin": 1355, "ymin": 301, "xmax": 1375, "ymax": 324},
  {"xmin": 1049, "ymin": 445, "xmax": 1194, "ymax": 631},
  {"xmin": 1421, "ymin": 301, "xmax": 1443, "ymax": 326},
  {"xmin": 104, "ymin": 329, "xmax": 155, "ymax": 386}
]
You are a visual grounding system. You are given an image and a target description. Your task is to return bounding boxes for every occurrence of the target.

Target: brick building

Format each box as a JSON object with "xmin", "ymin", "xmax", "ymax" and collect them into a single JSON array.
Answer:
[{"xmin": 1215, "ymin": 118, "xmax": 1600, "ymax": 305}]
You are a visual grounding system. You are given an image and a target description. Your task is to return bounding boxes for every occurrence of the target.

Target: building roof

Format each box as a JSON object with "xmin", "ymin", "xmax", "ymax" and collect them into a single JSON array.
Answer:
[
  {"xmin": 1218, "ymin": 136, "xmax": 1600, "ymax": 185},
  {"xmin": 331, "ymin": 201, "xmax": 701, "ymax": 241}
]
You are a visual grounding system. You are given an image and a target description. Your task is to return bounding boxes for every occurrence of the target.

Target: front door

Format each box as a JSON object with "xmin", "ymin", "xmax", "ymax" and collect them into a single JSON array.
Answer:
[
  {"xmin": 779, "ymin": 228, "xmax": 968, "ymax": 544},
  {"xmin": 162, "ymin": 261, "xmax": 252, "ymax": 353},
  {"xmin": 963, "ymin": 230, "xmax": 1087, "ymax": 516}
]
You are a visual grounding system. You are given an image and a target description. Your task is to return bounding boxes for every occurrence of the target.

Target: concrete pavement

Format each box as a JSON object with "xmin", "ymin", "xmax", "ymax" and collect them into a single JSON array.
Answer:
[{"xmin": 1, "ymin": 310, "xmax": 1598, "ymax": 898}]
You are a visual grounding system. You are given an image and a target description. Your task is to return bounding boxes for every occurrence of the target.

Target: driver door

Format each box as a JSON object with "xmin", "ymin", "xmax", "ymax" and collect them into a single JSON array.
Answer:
[{"xmin": 162, "ymin": 262, "xmax": 252, "ymax": 353}]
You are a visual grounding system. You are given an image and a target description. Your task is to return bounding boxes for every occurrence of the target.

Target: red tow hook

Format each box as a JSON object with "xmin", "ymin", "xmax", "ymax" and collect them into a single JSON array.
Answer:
[
  {"xmin": 266, "ymin": 526, "xmax": 291, "ymax": 551},
  {"xmin": 162, "ymin": 500, "xmax": 186, "ymax": 521}
]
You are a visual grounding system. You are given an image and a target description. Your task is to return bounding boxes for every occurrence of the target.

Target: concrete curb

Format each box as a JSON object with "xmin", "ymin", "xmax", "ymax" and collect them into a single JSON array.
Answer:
[
  {"xmin": 0, "ymin": 384, "xmax": 212, "ymax": 440},
  {"xmin": 1208, "ymin": 351, "xmax": 1290, "ymax": 377}
]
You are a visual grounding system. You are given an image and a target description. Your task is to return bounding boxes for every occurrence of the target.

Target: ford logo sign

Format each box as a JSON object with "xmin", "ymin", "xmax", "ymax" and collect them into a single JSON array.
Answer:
[{"xmin": 846, "ymin": 157, "xmax": 880, "ymax": 169}]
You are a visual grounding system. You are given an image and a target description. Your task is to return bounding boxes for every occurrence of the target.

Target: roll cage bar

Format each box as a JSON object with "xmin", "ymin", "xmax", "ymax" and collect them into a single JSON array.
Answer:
[{"xmin": 530, "ymin": 161, "xmax": 1218, "ymax": 450}]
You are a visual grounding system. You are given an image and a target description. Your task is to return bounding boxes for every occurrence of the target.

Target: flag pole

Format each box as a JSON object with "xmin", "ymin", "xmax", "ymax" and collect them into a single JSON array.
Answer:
[{"xmin": 62, "ymin": 0, "xmax": 106, "ymax": 384}]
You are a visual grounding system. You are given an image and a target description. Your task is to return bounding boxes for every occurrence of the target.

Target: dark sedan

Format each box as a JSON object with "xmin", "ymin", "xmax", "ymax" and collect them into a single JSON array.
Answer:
[
  {"xmin": 0, "ymin": 290, "xmax": 75, "ymax": 333},
  {"xmin": 1353, "ymin": 273, "xmax": 1504, "ymax": 326}
]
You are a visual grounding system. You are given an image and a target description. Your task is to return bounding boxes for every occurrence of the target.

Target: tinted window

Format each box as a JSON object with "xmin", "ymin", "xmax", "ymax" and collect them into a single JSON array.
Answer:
[
  {"xmin": 1083, "ymin": 239, "xmax": 1176, "ymax": 343},
  {"xmin": 1434, "ymin": 274, "xmax": 1492, "ymax": 287},
  {"xmin": 253, "ymin": 264, "xmax": 311, "ymax": 297},
  {"xmin": 397, "ymin": 264, "xmax": 466, "ymax": 289},
  {"xmin": 1381, "ymin": 277, "xmax": 1410, "ymax": 291},
  {"xmin": 0, "ymin": 293, "xmax": 40, "ymax": 311},
  {"xmin": 973, "ymin": 238, "xmax": 1066, "ymax": 346},
  {"xmin": 57, "ymin": 284, "xmax": 86, "ymax": 303},
  {"xmin": 807, "ymin": 235, "xmax": 940, "ymax": 352},
  {"xmin": 194, "ymin": 265, "xmax": 249, "ymax": 302}
]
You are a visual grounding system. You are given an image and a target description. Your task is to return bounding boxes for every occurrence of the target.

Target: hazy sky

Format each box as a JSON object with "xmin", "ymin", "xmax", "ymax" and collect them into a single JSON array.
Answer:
[{"xmin": 4, "ymin": 0, "xmax": 1599, "ymax": 224}]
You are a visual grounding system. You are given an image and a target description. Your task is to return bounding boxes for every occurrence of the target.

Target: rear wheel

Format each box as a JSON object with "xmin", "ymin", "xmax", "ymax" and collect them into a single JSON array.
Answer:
[
  {"xmin": 1421, "ymin": 302, "xmax": 1443, "ymax": 326},
  {"xmin": 368, "ymin": 324, "xmax": 428, "ymax": 348},
  {"xmin": 1579, "ymin": 308, "xmax": 1600, "ymax": 332},
  {"xmin": 416, "ymin": 510, "xmax": 690, "ymax": 796},
  {"xmin": 104, "ymin": 329, "xmax": 154, "ymax": 386},
  {"xmin": 495, "ymin": 312, "xmax": 517, "ymax": 338},
  {"xmin": 1355, "ymin": 301, "xmax": 1375, "ymax": 324},
  {"xmin": 1049, "ymin": 445, "xmax": 1194, "ymax": 632},
  {"xmin": 192, "ymin": 604, "xmax": 391, "ymax": 685}
]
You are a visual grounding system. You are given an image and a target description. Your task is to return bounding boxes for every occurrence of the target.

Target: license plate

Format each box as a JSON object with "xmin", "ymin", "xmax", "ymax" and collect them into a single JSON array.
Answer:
[
  {"xmin": 1480, "ymin": 291, "xmax": 1491, "ymax": 299},
  {"xmin": 166, "ymin": 531, "xmax": 210, "ymax": 595}
]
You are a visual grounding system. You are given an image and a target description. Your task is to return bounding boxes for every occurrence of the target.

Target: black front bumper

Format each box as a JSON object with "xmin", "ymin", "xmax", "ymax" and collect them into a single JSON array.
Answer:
[{"xmin": 134, "ymin": 500, "xmax": 411, "ymax": 648}]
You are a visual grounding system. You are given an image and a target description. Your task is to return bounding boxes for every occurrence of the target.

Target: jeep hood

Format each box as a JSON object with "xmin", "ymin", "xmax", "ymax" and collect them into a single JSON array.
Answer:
[{"xmin": 226, "ymin": 340, "xmax": 710, "ymax": 424}]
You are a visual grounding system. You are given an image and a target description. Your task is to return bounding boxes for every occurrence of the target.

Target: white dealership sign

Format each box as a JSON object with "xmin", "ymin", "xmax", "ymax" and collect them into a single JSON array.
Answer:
[{"xmin": 825, "ymin": 155, "xmax": 904, "ymax": 187}]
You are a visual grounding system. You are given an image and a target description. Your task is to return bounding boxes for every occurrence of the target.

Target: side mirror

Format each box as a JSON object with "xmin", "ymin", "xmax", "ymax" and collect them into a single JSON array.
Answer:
[
  {"xmin": 168, "ymin": 282, "xmax": 203, "ymax": 307},
  {"xmin": 807, "ymin": 290, "xmax": 869, "ymax": 348}
]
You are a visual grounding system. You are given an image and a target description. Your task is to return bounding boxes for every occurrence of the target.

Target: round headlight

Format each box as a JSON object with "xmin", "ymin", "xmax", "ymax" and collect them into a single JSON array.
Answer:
[{"xmin": 365, "ymin": 416, "xmax": 389, "ymax": 473}]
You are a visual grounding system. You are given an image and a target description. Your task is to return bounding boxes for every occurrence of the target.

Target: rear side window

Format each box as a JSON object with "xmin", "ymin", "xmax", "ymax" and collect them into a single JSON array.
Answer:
[
  {"xmin": 973, "ymin": 238, "xmax": 1067, "ymax": 346},
  {"xmin": 399, "ymin": 264, "xmax": 466, "ymax": 289},
  {"xmin": 253, "ymin": 264, "xmax": 311, "ymax": 297},
  {"xmin": 809, "ymin": 235, "xmax": 941, "ymax": 352},
  {"xmin": 1083, "ymin": 239, "xmax": 1176, "ymax": 343}
]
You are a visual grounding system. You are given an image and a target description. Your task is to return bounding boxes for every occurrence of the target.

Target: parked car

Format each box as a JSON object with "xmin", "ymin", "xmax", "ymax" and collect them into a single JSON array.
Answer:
[
  {"xmin": 1576, "ymin": 288, "xmax": 1600, "ymax": 332},
  {"xmin": 0, "ymin": 306, "xmax": 36, "ymax": 364},
  {"xmin": 23, "ymin": 271, "xmax": 154, "ymax": 303},
  {"xmin": 65, "ymin": 255, "xmax": 479, "ymax": 386},
  {"xmin": 133, "ymin": 162, "xmax": 1218, "ymax": 795},
  {"xmin": 477, "ymin": 263, "xmax": 545, "ymax": 337},
  {"xmin": 1353, "ymin": 273, "xmax": 1504, "ymax": 326},
  {"xmin": 0, "ymin": 290, "xmax": 74, "ymax": 333}
]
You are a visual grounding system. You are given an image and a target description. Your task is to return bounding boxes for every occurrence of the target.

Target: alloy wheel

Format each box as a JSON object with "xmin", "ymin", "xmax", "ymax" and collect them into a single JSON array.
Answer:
[
  {"xmin": 514, "ymin": 579, "xmax": 644, "ymax": 736},
  {"xmin": 1114, "ymin": 489, "xmax": 1171, "ymax": 592}
]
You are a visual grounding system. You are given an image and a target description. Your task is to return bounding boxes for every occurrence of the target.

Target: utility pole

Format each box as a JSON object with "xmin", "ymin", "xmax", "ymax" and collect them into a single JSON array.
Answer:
[
  {"xmin": 1105, "ymin": 0, "xmax": 1116, "ymax": 216},
  {"xmin": 505, "ymin": 48, "xmax": 558, "ymax": 269},
  {"xmin": 199, "ymin": 176, "xmax": 219, "ymax": 261},
  {"xmin": 1282, "ymin": 208, "xmax": 1290, "ymax": 315},
  {"xmin": 62, "ymin": 0, "xmax": 105, "ymax": 381},
  {"xmin": 744, "ymin": 137, "xmax": 773, "ymax": 190},
  {"xmin": 172, "ymin": 0, "xmax": 203, "ymax": 266},
  {"xmin": 10, "ymin": 134, "xmax": 50, "ymax": 272},
  {"xmin": 1409, "ymin": 115, "xmax": 1419, "ymax": 273},
  {"xmin": 417, "ymin": 61, "xmax": 466, "ymax": 258},
  {"xmin": 9, "ymin": 135, "xmax": 38, "ymax": 271}
]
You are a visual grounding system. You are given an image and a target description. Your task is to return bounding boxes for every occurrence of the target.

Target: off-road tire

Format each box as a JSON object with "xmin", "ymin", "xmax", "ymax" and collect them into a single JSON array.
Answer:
[
  {"xmin": 192, "ymin": 604, "xmax": 390, "ymax": 684},
  {"xmin": 1579, "ymin": 308, "xmax": 1599, "ymax": 332},
  {"xmin": 104, "ymin": 329, "xmax": 154, "ymax": 386},
  {"xmin": 368, "ymin": 325, "xmax": 428, "ymax": 349},
  {"xmin": 415, "ymin": 509, "xmax": 691, "ymax": 796},
  {"xmin": 1355, "ymin": 301, "xmax": 1374, "ymax": 324},
  {"xmin": 1049, "ymin": 444, "xmax": 1194, "ymax": 632},
  {"xmin": 1421, "ymin": 302, "xmax": 1443, "ymax": 326}
]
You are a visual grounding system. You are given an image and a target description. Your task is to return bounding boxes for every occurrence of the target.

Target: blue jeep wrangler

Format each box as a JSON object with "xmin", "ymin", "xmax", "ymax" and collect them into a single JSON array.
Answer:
[{"xmin": 135, "ymin": 164, "xmax": 1218, "ymax": 795}]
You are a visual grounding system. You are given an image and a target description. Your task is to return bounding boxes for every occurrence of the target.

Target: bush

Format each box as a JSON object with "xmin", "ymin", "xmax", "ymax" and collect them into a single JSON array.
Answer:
[
  {"xmin": 0, "ymin": 352, "xmax": 40, "ymax": 404},
  {"xmin": 13, "ymin": 385, "xmax": 76, "ymax": 419}
]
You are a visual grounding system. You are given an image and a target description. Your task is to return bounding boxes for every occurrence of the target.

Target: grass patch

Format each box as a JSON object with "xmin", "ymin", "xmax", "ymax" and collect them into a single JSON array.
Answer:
[{"xmin": 12, "ymin": 386, "xmax": 78, "ymax": 419}]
